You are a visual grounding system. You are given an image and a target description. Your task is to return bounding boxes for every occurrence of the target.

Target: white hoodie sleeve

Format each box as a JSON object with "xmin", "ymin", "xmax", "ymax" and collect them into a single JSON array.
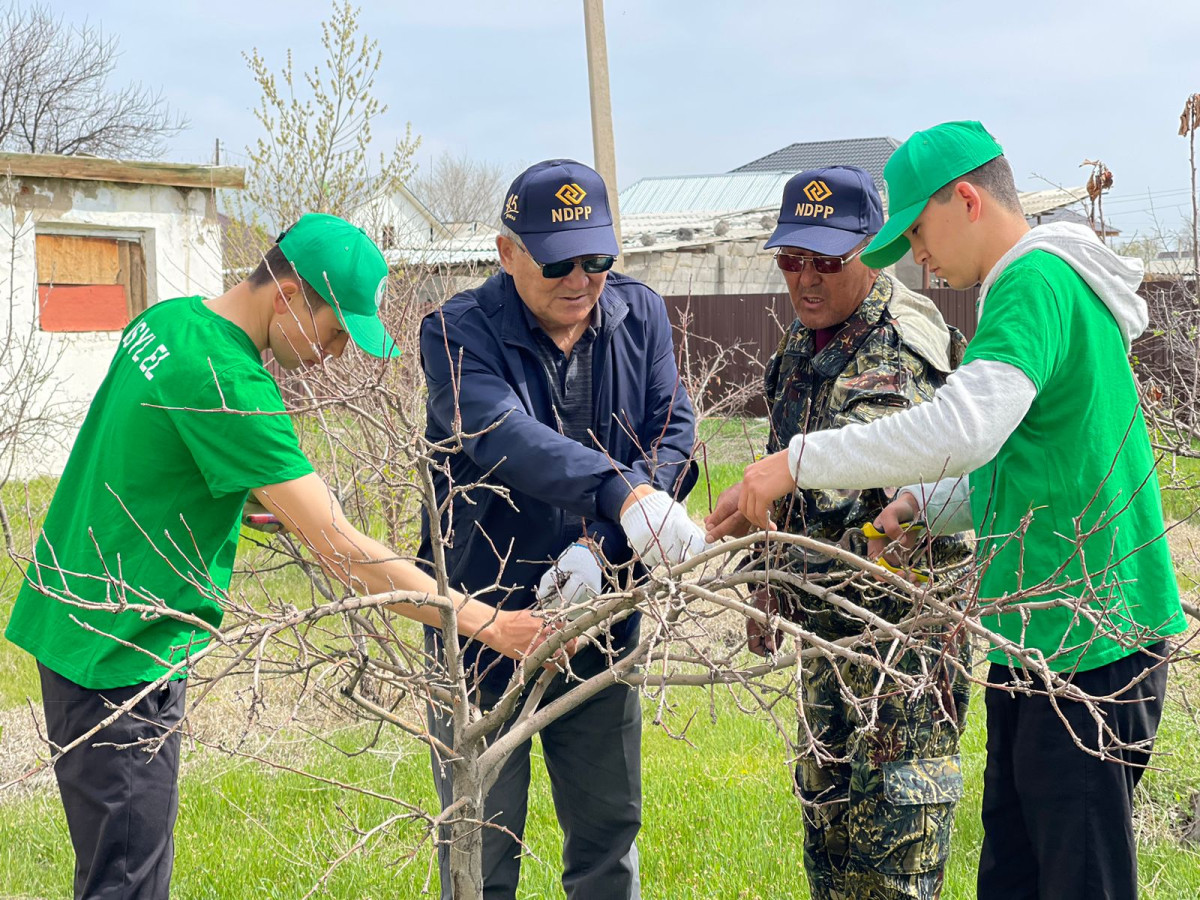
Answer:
[
  {"xmin": 787, "ymin": 358, "xmax": 1036, "ymax": 491},
  {"xmin": 898, "ymin": 478, "xmax": 974, "ymax": 536}
]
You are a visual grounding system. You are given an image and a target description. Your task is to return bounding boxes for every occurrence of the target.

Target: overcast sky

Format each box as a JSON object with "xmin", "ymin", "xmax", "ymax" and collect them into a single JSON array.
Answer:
[{"xmin": 55, "ymin": 0, "xmax": 1200, "ymax": 240}]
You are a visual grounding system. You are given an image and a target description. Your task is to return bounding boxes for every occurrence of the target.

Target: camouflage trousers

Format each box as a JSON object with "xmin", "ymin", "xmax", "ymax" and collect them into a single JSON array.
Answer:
[{"xmin": 796, "ymin": 635, "xmax": 970, "ymax": 900}]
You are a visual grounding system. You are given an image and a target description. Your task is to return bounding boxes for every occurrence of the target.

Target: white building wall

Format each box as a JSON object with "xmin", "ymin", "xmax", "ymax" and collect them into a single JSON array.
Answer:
[
  {"xmin": 622, "ymin": 240, "xmax": 925, "ymax": 298},
  {"xmin": 621, "ymin": 239, "xmax": 788, "ymax": 297},
  {"xmin": 354, "ymin": 189, "xmax": 443, "ymax": 250},
  {"xmin": 2, "ymin": 177, "xmax": 222, "ymax": 478}
]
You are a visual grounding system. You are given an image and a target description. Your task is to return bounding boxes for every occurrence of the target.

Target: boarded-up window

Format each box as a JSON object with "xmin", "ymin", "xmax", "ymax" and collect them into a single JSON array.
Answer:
[{"xmin": 36, "ymin": 234, "xmax": 148, "ymax": 332}]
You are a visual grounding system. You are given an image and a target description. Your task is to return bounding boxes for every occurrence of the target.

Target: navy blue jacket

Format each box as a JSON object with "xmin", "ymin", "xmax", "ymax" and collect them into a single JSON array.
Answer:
[{"xmin": 419, "ymin": 271, "xmax": 698, "ymax": 695}]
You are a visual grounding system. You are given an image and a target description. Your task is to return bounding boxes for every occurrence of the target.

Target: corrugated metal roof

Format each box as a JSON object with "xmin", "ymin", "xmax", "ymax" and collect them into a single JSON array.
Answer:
[
  {"xmin": 620, "ymin": 171, "xmax": 796, "ymax": 216},
  {"xmin": 385, "ymin": 223, "xmax": 500, "ymax": 266},
  {"xmin": 1028, "ymin": 204, "xmax": 1120, "ymax": 235},
  {"xmin": 620, "ymin": 208, "xmax": 775, "ymax": 255},
  {"xmin": 731, "ymin": 137, "xmax": 900, "ymax": 186},
  {"xmin": 1018, "ymin": 186, "xmax": 1089, "ymax": 218}
]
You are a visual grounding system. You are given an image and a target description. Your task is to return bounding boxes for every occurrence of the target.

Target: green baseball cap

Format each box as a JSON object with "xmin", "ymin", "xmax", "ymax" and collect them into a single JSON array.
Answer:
[
  {"xmin": 277, "ymin": 213, "xmax": 398, "ymax": 358},
  {"xmin": 861, "ymin": 120, "xmax": 1005, "ymax": 268}
]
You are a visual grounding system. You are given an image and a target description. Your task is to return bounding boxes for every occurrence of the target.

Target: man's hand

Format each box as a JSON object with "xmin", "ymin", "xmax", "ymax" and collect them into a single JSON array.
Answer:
[
  {"xmin": 737, "ymin": 450, "xmax": 797, "ymax": 530},
  {"xmin": 242, "ymin": 496, "xmax": 287, "ymax": 534},
  {"xmin": 704, "ymin": 483, "xmax": 753, "ymax": 543},
  {"xmin": 484, "ymin": 608, "xmax": 575, "ymax": 665},
  {"xmin": 620, "ymin": 490, "xmax": 708, "ymax": 568},
  {"xmin": 536, "ymin": 543, "xmax": 603, "ymax": 618},
  {"xmin": 746, "ymin": 588, "xmax": 783, "ymax": 657},
  {"xmin": 867, "ymin": 491, "xmax": 925, "ymax": 581}
]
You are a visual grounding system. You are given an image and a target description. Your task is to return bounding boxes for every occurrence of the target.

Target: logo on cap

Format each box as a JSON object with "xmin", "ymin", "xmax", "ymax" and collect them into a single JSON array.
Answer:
[
  {"xmin": 555, "ymin": 183, "xmax": 587, "ymax": 205},
  {"xmin": 803, "ymin": 180, "xmax": 832, "ymax": 203},
  {"xmin": 503, "ymin": 193, "xmax": 519, "ymax": 221}
]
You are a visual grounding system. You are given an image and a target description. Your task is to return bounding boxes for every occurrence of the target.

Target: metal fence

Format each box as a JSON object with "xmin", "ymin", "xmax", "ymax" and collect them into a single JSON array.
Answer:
[
  {"xmin": 663, "ymin": 280, "xmax": 1194, "ymax": 418},
  {"xmin": 267, "ymin": 280, "xmax": 1187, "ymax": 419},
  {"xmin": 662, "ymin": 285, "xmax": 982, "ymax": 415}
]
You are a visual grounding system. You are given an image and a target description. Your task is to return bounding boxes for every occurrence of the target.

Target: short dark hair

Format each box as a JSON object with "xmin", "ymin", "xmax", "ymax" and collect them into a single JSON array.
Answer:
[
  {"xmin": 247, "ymin": 243, "xmax": 324, "ymax": 305},
  {"xmin": 930, "ymin": 155, "xmax": 1022, "ymax": 214}
]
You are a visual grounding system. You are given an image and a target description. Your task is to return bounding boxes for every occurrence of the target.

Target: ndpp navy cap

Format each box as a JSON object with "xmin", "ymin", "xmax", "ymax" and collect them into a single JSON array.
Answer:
[
  {"xmin": 765, "ymin": 166, "xmax": 884, "ymax": 256},
  {"xmin": 501, "ymin": 159, "xmax": 619, "ymax": 264}
]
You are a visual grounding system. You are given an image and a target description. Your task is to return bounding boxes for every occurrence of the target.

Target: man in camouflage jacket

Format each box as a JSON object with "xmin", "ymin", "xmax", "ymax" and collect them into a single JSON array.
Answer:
[{"xmin": 706, "ymin": 167, "xmax": 972, "ymax": 900}]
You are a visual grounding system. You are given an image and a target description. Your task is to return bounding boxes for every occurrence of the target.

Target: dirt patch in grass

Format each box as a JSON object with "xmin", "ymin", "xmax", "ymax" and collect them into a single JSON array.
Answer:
[{"xmin": 0, "ymin": 662, "xmax": 413, "ymax": 803}]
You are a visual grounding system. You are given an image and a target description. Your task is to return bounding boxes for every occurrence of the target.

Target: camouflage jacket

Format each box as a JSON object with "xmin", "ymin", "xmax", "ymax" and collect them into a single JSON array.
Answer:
[{"xmin": 757, "ymin": 274, "xmax": 973, "ymax": 634}]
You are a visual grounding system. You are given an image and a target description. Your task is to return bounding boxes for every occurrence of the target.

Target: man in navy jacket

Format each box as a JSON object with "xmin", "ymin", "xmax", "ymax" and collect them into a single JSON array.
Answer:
[{"xmin": 420, "ymin": 159, "xmax": 703, "ymax": 899}]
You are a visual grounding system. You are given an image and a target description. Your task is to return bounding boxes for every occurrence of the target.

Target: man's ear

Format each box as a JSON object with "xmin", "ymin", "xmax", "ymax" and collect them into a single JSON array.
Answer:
[
  {"xmin": 497, "ymin": 235, "xmax": 517, "ymax": 274},
  {"xmin": 271, "ymin": 277, "xmax": 302, "ymax": 314},
  {"xmin": 956, "ymin": 181, "xmax": 984, "ymax": 223}
]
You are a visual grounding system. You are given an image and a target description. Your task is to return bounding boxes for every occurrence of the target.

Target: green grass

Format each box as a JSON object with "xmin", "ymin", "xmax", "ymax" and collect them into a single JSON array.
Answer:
[
  {"xmin": 687, "ymin": 417, "xmax": 768, "ymax": 520},
  {"xmin": 5, "ymin": 420, "xmax": 1200, "ymax": 897},
  {"xmin": 2, "ymin": 680, "xmax": 1199, "ymax": 899},
  {"xmin": 0, "ymin": 477, "xmax": 57, "ymax": 707},
  {"xmin": 1159, "ymin": 450, "xmax": 1200, "ymax": 523}
]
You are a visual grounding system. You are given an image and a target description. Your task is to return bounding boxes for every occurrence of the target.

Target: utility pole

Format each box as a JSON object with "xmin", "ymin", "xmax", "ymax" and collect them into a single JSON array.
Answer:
[{"xmin": 583, "ymin": 0, "xmax": 622, "ymax": 248}]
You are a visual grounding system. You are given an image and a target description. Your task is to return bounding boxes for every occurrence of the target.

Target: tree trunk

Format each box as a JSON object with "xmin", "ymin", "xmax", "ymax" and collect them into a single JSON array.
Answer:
[{"xmin": 447, "ymin": 746, "xmax": 485, "ymax": 900}]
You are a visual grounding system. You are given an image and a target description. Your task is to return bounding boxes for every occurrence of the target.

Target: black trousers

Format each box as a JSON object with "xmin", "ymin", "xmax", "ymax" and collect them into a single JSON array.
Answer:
[
  {"xmin": 428, "ymin": 645, "xmax": 642, "ymax": 900},
  {"xmin": 39, "ymin": 663, "xmax": 186, "ymax": 900},
  {"xmin": 977, "ymin": 642, "xmax": 1169, "ymax": 900}
]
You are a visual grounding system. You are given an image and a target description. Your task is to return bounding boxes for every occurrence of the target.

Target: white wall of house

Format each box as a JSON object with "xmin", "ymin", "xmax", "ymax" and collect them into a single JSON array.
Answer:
[
  {"xmin": 3, "ymin": 177, "xmax": 223, "ymax": 478},
  {"xmin": 621, "ymin": 239, "xmax": 788, "ymax": 297},
  {"xmin": 354, "ymin": 187, "xmax": 447, "ymax": 252},
  {"xmin": 621, "ymin": 237, "xmax": 928, "ymax": 298}
]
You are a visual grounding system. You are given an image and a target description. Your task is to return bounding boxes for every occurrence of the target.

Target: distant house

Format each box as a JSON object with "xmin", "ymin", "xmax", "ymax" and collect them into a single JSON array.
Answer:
[
  {"xmin": 732, "ymin": 136, "xmax": 902, "ymax": 189},
  {"xmin": 1026, "ymin": 202, "xmax": 1120, "ymax": 240},
  {"xmin": 353, "ymin": 183, "xmax": 451, "ymax": 252},
  {"xmin": 618, "ymin": 139, "xmax": 1100, "ymax": 299},
  {"xmin": 619, "ymin": 136, "xmax": 907, "ymax": 294},
  {"xmin": 383, "ymin": 219, "xmax": 502, "ymax": 303},
  {"xmin": 0, "ymin": 150, "xmax": 243, "ymax": 477}
]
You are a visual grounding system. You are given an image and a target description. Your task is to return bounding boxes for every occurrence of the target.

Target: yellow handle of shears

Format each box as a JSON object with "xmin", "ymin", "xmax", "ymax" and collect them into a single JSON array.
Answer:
[
  {"xmin": 861, "ymin": 522, "xmax": 930, "ymax": 583},
  {"xmin": 861, "ymin": 521, "xmax": 926, "ymax": 540}
]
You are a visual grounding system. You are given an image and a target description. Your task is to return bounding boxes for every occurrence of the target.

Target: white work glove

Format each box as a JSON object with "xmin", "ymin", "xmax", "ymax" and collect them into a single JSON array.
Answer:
[
  {"xmin": 536, "ymin": 542, "xmax": 604, "ymax": 618},
  {"xmin": 620, "ymin": 490, "xmax": 709, "ymax": 568}
]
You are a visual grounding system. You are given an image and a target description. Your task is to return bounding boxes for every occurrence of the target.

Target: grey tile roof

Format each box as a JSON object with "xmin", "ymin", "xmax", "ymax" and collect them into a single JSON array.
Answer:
[{"xmin": 731, "ymin": 136, "xmax": 901, "ymax": 188}]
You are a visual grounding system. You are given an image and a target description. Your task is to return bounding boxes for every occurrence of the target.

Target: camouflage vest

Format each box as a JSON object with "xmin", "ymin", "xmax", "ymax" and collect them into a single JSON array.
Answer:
[{"xmin": 760, "ymin": 274, "xmax": 972, "ymax": 635}]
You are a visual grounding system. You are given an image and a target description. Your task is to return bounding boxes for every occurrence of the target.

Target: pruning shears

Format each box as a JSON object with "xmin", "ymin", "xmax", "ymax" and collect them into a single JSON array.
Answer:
[{"xmin": 846, "ymin": 521, "xmax": 931, "ymax": 584}]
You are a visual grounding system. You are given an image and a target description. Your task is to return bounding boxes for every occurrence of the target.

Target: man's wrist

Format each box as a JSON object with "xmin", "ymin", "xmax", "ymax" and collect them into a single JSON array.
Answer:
[
  {"xmin": 896, "ymin": 489, "xmax": 922, "ymax": 520},
  {"xmin": 785, "ymin": 442, "xmax": 803, "ymax": 490},
  {"xmin": 571, "ymin": 539, "xmax": 603, "ymax": 565},
  {"xmin": 619, "ymin": 483, "xmax": 657, "ymax": 517}
]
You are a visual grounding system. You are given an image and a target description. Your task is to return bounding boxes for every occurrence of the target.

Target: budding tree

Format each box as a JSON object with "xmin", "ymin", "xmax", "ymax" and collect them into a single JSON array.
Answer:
[{"xmin": 225, "ymin": 0, "xmax": 419, "ymax": 271}]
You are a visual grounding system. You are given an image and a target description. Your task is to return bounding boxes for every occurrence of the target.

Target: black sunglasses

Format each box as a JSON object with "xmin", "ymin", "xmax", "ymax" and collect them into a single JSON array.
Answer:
[
  {"xmin": 519, "ymin": 243, "xmax": 615, "ymax": 279},
  {"xmin": 774, "ymin": 244, "xmax": 866, "ymax": 275}
]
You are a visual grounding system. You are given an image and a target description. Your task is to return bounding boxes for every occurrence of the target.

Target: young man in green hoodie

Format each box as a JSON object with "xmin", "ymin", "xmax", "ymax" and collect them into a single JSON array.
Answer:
[
  {"xmin": 735, "ymin": 121, "xmax": 1185, "ymax": 899},
  {"xmin": 6, "ymin": 213, "xmax": 553, "ymax": 900}
]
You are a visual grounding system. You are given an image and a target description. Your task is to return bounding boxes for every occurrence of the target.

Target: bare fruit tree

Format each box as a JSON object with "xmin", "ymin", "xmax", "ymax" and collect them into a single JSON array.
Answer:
[
  {"xmin": 9, "ymin": 384, "xmax": 1194, "ymax": 898},
  {"xmin": 8, "ymin": 37, "xmax": 1200, "ymax": 900},
  {"xmin": 2, "ymin": 175, "xmax": 1196, "ymax": 894},
  {"xmin": 0, "ymin": 1, "xmax": 186, "ymax": 158}
]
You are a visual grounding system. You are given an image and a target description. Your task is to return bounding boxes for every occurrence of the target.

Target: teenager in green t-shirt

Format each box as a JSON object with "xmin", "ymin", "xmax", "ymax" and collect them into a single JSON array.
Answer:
[
  {"xmin": 5, "ymin": 213, "xmax": 556, "ymax": 900},
  {"xmin": 734, "ymin": 122, "xmax": 1184, "ymax": 899}
]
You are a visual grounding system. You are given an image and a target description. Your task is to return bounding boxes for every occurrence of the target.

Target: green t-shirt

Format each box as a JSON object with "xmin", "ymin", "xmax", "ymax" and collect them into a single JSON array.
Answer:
[
  {"xmin": 6, "ymin": 297, "xmax": 313, "ymax": 688},
  {"xmin": 963, "ymin": 251, "xmax": 1185, "ymax": 672}
]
